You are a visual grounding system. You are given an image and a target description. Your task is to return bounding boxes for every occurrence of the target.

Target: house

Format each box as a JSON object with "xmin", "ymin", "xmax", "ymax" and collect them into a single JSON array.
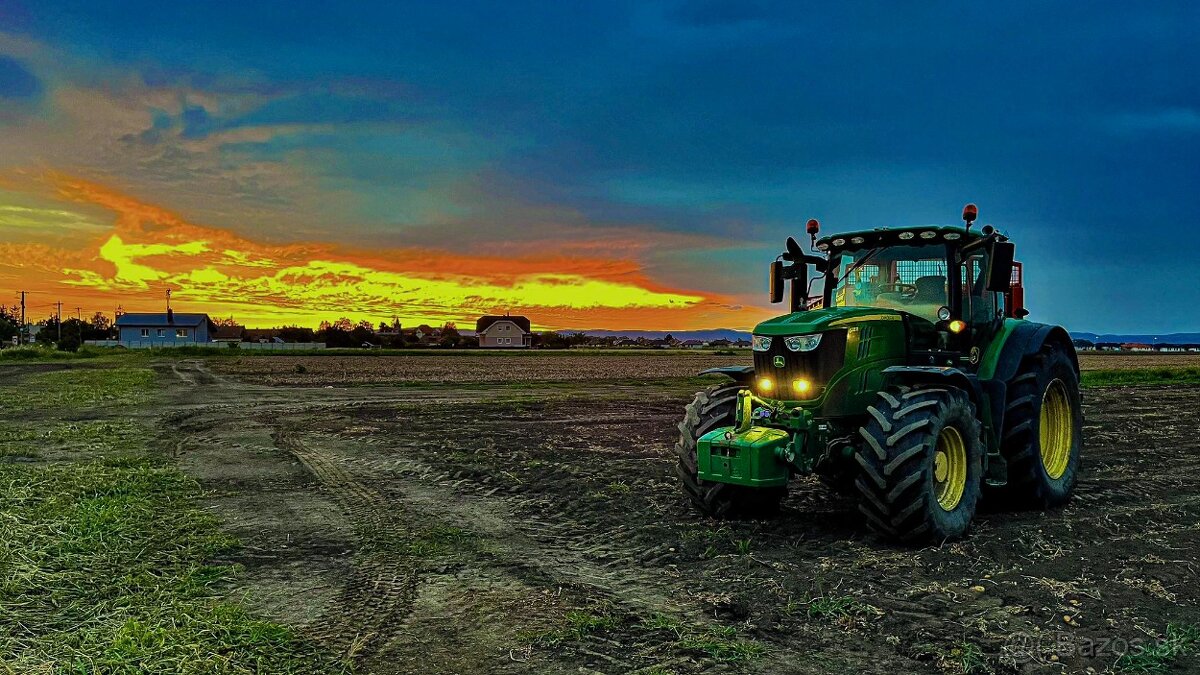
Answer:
[
  {"xmin": 115, "ymin": 310, "xmax": 216, "ymax": 345},
  {"xmin": 476, "ymin": 314, "xmax": 532, "ymax": 348},
  {"xmin": 413, "ymin": 324, "xmax": 442, "ymax": 345},
  {"xmin": 1122, "ymin": 343, "xmax": 1154, "ymax": 352},
  {"xmin": 680, "ymin": 339, "xmax": 707, "ymax": 349}
]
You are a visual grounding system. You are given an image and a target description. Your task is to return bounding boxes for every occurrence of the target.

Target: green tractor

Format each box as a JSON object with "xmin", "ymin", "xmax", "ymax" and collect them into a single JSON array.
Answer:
[{"xmin": 676, "ymin": 205, "xmax": 1083, "ymax": 543}]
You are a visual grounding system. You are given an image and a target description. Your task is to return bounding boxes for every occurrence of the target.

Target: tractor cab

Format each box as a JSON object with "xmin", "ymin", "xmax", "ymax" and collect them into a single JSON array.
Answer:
[{"xmin": 766, "ymin": 206, "xmax": 1024, "ymax": 378}]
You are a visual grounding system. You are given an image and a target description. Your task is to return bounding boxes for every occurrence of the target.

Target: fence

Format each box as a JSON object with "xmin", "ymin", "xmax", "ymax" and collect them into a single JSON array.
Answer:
[{"xmin": 84, "ymin": 340, "xmax": 326, "ymax": 351}]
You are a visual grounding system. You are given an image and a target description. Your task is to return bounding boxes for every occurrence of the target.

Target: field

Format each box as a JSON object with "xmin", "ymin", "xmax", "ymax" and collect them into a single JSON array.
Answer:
[{"xmin": 3, "ymin": 351, "xmax": 1200, "ymax": 674}]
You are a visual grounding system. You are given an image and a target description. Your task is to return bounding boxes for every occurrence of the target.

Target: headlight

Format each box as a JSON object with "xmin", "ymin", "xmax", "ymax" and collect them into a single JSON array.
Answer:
[
  {"xmin": 751, "ymin": 335, "xmax": 773, "ymax": 352},
  {"xmin": 784, "ymin": 334, "xmax": 822, "ymax": 352}
]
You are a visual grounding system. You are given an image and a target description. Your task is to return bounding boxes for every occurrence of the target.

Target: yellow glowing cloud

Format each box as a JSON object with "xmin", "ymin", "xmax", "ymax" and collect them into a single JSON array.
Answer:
[{"xmin": 0, "ymin": 173, "xmax": 761, "ymax": 329}]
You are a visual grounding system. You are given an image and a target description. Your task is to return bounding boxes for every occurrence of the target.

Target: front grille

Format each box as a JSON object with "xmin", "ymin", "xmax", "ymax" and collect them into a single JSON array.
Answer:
[{"xmin": 753, "ymin": 330, "xmax": 847, "ymax": 398}]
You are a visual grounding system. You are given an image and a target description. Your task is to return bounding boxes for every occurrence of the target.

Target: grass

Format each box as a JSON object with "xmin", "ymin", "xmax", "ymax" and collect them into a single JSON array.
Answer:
[
  {"xmin": 0, "ymin": 420, "xmax": 149, "ymax": 460},
  {"xmin": 4, "ymin": 367, "xmax": 157, "ymax": 412},
  {"xmin": 0, "ymin": 456, "xmax": 346, "ymax": 673},
  {"xmin": 364, "ymin": 523, "xmax": 477, "ymax": 557},
  {"xmin": 1116, "ymin": 623, "xmax": 1200, "ymax": 674},
  {"xmin": 0, "ymin": 345, "xmax": 111, "ymax": 361},
  {"xmin": 1081, "ymin": 367, "xmax": 1200, "ymax": 388},
  {"xmin": 526, "ymin": 608, "xmax": 765, "ymax": 664}
]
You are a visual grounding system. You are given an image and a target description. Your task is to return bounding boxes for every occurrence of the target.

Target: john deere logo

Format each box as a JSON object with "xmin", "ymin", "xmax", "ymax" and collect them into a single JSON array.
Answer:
[{"xmin": 773, "ymin": 355, "xmax": 786, "ymax": 368}]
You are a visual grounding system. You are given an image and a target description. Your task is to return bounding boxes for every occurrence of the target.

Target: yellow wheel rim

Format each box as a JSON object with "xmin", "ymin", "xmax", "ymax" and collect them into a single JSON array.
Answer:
[
  {"xmin": 933, "ymin": 426, "xmax": 967, "ymax": 511},
  {"xmin": 1040, "ymin": 378, "xmax": 1074, "ymax": 479}
]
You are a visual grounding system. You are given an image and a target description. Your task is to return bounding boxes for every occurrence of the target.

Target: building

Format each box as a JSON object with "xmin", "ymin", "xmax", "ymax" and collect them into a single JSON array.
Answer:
[
  {"xmin": 476, "ymin": 314, "xmax": 532, "ymax": 348},
  {"xmin": 115, "ymin": 311, "xmax": 215, "ymax": 345}
]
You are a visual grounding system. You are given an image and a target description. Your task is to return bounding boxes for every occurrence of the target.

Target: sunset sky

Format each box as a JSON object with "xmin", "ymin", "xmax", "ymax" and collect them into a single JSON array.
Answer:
[{"xmin": 1, "ymin": 3, "xmax": 1197, "ymax": 332}]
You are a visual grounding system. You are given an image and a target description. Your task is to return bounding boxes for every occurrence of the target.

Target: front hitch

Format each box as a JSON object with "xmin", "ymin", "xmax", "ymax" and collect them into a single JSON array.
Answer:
[{"xmin": 696, "ymin": 389, "xmax": 816, "ymax": 488}]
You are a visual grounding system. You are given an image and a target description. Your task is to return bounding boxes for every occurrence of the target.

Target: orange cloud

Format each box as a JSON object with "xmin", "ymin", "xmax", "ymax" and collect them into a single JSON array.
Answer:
[{"xmin": 1, "ymin": 172, "xmax": 768, "ymax": 330}]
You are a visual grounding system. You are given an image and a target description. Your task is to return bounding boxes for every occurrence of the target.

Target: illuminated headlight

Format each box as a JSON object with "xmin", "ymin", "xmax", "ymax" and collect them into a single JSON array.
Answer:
[
  {"xmin": 832, "ymin": 238, "xmax": 846, "ymax": 246},
  {"xmin": 919, "ymin": 231, "xmax": 937, "ymax": 239},
  {"xmin": 784, "ymin": 334, "xmax": 823, "ymax": 352},
  {"xmin": 751, "ymin": 335, "xmax": 773, "ymax": 352},
  {"xmin": 898, "ymin": 231, "xmax": 915, "ymax": 240}
]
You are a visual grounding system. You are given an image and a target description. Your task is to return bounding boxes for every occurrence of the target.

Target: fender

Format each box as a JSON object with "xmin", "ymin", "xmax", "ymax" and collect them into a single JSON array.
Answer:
[
  {"xmin": 698, "ymin": 365, "xmax": 755, "ymax": 386},
  {"xmin": 986, "ymin": 320, "xmax": 1079, "ymax": 385},
  {"xmin": 880, "ymin": 366, "xmax": 984, "ymax": 408}
]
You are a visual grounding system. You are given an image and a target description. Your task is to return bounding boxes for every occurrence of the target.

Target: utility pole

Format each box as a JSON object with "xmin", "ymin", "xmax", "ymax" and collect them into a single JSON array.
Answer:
[
  {"xmin": 19, "ymin": 291, "xmax": 26, "ymax": 345},
  {"xmin": 76, "ymin": 306, "xmax": 82, "ymax": 322},
  {"xmin": 56, "ymin": 301, "xmax": 62, "ymax": 342}
]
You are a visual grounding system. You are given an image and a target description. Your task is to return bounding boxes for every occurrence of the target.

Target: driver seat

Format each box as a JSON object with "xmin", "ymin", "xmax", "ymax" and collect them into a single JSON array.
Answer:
[{"xmin": 913, "ymin": 275, "xmax": 946, "ymax": 305}]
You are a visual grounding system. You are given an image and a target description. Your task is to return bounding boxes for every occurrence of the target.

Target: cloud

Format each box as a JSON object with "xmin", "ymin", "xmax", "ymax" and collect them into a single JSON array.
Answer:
[
  {"xmin": 0, "ymin": 54, "xmax": 39, "ymax": 98},
  {"xmin": 0, "ymin": 173, "xmax": 760, "ymax": 329}
]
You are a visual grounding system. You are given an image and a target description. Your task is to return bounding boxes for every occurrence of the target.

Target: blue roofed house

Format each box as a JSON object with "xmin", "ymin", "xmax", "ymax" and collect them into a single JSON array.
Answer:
[{"xmin": 115, "ymin": 310, "xmax": 216, "ymax": 346}]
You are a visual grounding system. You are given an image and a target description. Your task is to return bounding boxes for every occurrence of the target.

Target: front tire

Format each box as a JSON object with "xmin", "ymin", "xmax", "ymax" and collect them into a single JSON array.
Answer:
[
  {"xmin": 855, "ymin": 387, "xmax": 984, "ymax": 543},
  {"xmin": 1000, "ymin": 344, "xmax": 1083, "ymax": 507},
  {"xmin": 675, "ymin": 383, "xmax": 787, "ymax": 519}
]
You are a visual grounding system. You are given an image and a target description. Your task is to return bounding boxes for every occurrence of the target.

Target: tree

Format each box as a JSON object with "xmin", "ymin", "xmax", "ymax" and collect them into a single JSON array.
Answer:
[
  {"xmin": 277, "ymin": 326, "xmax": 316, "ymax": 343},
  {"xmin": 90, "ymin": 312, "xmax": 112, "ymax": 337},
  {"xmin": 438, "ymin": 322, "xmax": 463, "ymax": 348},
  {"xmin": 36, "ymin": 314, "xmax": 59, "ymax": 346},
  {"xmin": 214, "ymin": 315, "xmax": 240, "ymax": 327},
  {"xmin": 0, "ymin": 305, "xmax": 18, "ymax": 345}
]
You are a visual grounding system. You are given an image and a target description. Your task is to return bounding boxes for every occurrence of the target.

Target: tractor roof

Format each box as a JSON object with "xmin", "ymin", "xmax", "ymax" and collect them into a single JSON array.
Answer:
[{"xmin": 815, "ymin": 224, "xmax": 985, "ymax": 254}]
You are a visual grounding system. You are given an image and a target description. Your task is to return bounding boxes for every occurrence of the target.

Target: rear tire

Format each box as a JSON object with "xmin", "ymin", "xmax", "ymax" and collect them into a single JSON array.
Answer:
[
  {"xmin": 855, "ymin": 386, "xmax": 984, "ymax": 543},
  {"xmin": 1000, "ymin": 343, "xmax": 1083, "ymax": 507},
  {"xmin": 675, "ymin": 383, "xmax": 787, "ymax": 519}
]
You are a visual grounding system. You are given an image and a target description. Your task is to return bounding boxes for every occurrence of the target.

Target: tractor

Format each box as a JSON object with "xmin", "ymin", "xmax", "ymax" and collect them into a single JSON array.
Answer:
[{"xmin": 676, "ymin": 205, "xmax": 1083, "ymax": 543}]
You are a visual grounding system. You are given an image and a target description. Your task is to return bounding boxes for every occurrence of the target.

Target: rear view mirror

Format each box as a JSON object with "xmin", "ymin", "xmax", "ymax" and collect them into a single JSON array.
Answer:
[
  {"xmin": 770, "ymin": 261, "xmax": 785, "ymax": 303},
  {"xmin": 986, "ymin": 241, "xmax": 1015, "ymax": 292}
]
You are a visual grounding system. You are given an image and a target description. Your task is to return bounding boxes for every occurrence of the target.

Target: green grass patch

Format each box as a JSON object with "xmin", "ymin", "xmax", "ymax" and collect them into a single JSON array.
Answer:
[
  {"xmin": 4, "ymin": 367, "xmax": 157, "ymax": 412},
  {"xmin": 673, "ymin": 624, "xmax": 765, "ymax": 662},
  {"xmin": 1082, "ymin": 367, "xmax": 1200, "ymax": 388},
  {"xmin": 1117, "ymin": 623, "xmax": 1200, "ymax": 674},
  {"xmin": 0, "ymin": 456, "xmax": 345, "ymax": 673},
  {"xmin": 526, "ymin": 608, "xmax": 765, "ymax": 664},
  {"xmin": 0, "ymin": 346, "xmax": 111, "ymax": 362},
  {"xmin": 0, "ymin": 420, "xmax": 150, "ymax": 461}
]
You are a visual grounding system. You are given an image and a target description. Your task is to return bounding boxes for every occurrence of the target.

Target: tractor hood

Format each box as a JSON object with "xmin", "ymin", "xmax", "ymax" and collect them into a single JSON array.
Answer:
[{"xmin": 752, "ymin": 306, "xmax": 905, "ymax": 337}]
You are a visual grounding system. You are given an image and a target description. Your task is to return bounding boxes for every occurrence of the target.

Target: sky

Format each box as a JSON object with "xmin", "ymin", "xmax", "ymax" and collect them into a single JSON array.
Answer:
[{"xmin": 0, "ymin": 2, "xmax": 1197, "ymax": 333}]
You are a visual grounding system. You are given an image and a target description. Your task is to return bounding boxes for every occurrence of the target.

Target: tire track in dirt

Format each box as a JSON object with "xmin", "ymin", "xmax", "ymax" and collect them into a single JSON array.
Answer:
[{"xmin": 271, "ymin": 428, "xmax": 423, "ymax": 662}]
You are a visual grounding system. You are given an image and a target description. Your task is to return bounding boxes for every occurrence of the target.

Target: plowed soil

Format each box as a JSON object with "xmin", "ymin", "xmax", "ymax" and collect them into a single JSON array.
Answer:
[
  {"xmin": 11, "ymin": 354, "xmax": 1197, "ymax": 673},
  {"xmin": 143, "ymin": 354, "xmax": 1200, "ymax": 675}
]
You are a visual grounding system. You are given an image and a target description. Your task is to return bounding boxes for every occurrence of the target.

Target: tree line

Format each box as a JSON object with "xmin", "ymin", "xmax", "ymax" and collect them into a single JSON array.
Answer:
[{"xmin": 0, "ymin": 306, "xmax": 113, "ymax": 351}]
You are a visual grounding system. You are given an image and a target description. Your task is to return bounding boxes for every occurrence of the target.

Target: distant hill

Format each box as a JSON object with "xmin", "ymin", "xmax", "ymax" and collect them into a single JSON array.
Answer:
[
  {"xmin": 1071, "ymin": 332, "xmax": 1200, "ymax": 345},
  {"xmin": 566, "ymin": 328, "xmax": 751, "ymax": 342}
]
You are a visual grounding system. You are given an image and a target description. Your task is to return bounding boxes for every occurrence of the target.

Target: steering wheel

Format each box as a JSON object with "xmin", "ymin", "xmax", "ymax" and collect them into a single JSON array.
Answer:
[{"xmin": 877, "ymin": 282, "xmax": 918, "ymax": 300}]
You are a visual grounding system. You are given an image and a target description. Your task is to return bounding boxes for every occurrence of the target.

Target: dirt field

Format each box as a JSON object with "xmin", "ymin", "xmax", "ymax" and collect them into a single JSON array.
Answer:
[
  {"xmin": 206, "ymin": 350, "xmax": 1200, "ymax": 387},
  {"xmin": 6, "ymin": 353, "xmax": 1200, "ymax": 673}
]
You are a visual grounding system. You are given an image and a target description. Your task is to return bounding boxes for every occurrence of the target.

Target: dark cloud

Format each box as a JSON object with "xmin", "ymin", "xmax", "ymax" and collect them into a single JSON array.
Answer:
[
  {"xmin": 0, "ymin": 55, "xmax": 39, "ymax": 99},
  {"xmin": 6, "ymin": 1, "xmax": 1200, "ymax": 331}
]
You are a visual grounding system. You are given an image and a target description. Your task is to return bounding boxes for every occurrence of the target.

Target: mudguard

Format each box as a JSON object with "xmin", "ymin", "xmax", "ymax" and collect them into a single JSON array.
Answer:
[
  {"xmin": 698, "ymin": 365, "xmax": 755, "ymax": 385},
  {"xmin": 880, "ymin": 366, "xmax": 983, "ymax": 406},
  {"xmin": 987, "ymin": 321, "xmax": 1078, "ymax": 385}
]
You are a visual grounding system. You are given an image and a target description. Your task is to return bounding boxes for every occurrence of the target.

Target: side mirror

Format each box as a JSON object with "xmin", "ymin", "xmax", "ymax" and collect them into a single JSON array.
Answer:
[
  {"xmin": 770, "ymin": 261, "xmax": 785, "ymax": 303},
  {"xmin": 986, "ymin": 241, "xmax": 1015, "ymax": 292}
]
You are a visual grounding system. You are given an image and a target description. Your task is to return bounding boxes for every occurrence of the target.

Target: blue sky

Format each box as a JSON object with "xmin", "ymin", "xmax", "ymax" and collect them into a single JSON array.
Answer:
[{"xmin": 0, "ymin": 1, "xmax": 1197, "ymax": 331}]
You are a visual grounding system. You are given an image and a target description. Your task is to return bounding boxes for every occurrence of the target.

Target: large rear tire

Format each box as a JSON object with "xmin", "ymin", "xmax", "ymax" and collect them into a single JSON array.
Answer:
[
  {"xmin": 675, "ymin": 383, "xmax": 787, "ymax": 519},
  {"xmin": 1000, "ymin": 343, "xmax": 1083, "ymax": 507},
  {"xmin": 855, "ymin": 386, "xmax": 984, "ymax": 543}
]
